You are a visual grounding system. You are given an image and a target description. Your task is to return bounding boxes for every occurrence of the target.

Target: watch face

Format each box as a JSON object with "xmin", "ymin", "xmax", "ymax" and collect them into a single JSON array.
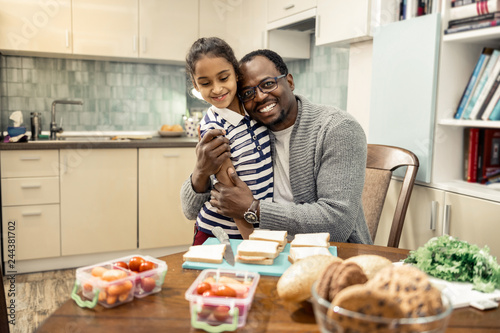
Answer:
[{"xmin": 244, "ymin": 211, "xmax": 258, "ymax": 224}]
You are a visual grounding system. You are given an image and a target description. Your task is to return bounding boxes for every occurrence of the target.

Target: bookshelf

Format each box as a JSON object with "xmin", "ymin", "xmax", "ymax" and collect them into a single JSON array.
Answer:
[{"xmin": 432, "ymin": 1, "xmax": 500, "ymax": 203}]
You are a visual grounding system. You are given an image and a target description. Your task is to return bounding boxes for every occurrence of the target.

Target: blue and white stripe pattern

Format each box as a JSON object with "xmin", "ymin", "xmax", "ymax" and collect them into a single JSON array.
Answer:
[{"xmin": 196, "ymin": 106, "xmax": 274, "ymax": 238}]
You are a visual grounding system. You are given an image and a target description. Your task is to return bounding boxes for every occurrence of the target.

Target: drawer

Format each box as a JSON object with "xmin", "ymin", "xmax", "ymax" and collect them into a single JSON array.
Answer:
[
  {"xmin": 1, "ymin": 150, "xmax": 59, "ymax": 178},
  {"xmin": 2, "ymin": 204, "xmax": 60, "ymax": 261},
  {"xmin": 2, "ymin": 177, "xmax": 59, "ymax": 206},
  {"xmin": 267, "ymin": 0, "xmax": 317, "ymax": 23}
]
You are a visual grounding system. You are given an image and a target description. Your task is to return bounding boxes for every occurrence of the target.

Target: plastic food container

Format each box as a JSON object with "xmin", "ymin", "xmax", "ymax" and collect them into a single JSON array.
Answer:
[
  {"xmin": 310, "ymin": 281, "xmax": 453, "ymax": 333},
  {"xmin": 72, "ymin": 254, "xmax": 167, "ymax": 309},
  {"xmin": 185, "ymin": 269, "xmax": 260, "ymax": 332}
]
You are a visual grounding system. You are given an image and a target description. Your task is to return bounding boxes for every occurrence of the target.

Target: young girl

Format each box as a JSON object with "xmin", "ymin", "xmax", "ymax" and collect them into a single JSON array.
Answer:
[{"xmin": 185, "ymin": 37, "xmax": 273, "ymax": 245}]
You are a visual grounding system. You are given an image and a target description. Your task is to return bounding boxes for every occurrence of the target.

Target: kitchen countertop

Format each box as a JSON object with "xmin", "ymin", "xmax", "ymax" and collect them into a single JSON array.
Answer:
[{"xmin": 0, "ymin": 136, "xmax": 198, "ymax": 150}]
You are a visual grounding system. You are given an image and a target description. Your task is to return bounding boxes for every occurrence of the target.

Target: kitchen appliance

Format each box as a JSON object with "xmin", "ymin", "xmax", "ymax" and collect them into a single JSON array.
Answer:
[{"xmin": 30, "ymin": 112, "xmax": 42, "ymax": 141}]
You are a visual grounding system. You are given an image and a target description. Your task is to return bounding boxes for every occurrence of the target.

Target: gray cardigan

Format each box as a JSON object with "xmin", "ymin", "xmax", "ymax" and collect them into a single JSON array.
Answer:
[{"xmin": 180, "ymin": 95, "xmax": 372, "ymax": 244}]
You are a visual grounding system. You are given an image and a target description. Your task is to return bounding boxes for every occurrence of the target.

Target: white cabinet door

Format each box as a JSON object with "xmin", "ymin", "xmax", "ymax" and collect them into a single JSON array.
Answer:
[
  {"xmin": 72, "ymin": 0, "xmax": 138, "ymax": 58},
  {"xmin": 0, "ymin": 0, "xmax": 72, "ymax": 53},
  {"xmin": 237, "ymin": 0, "xmax": 267, "ymax": 58},
  {"xmin": 316, "ymin": 0, "xmax": 370, "ymax": 46},
  {"xmin": 60, "ymin": 149, "xmax": 137, "ymax": 256},
  {"xmin": 374, "ymin": 182, "xmax": 445, "ymax": 250},
  {"xmin": 446, "ymin": 192, "xmax": 500, "ymax": 260},
  {"xmin": 138, "ymin": 148, "xmax": 196, "ymax": 249},
  {"xmin": 139, "ymin": 0, "xmax": 198, "ymax": 62},
  {"xmin": 267, "ymin": 0, "xmax": 317, "ymax": 23}
]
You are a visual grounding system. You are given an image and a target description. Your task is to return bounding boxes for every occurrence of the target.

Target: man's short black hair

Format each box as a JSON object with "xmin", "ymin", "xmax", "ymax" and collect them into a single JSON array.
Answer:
[{"xmin": 240, "ymin": 49, "xmax": 289, "ymax": 76}]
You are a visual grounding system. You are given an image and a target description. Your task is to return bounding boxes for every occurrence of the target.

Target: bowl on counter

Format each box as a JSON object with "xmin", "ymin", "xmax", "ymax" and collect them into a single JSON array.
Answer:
[
  {"xmin": 310, "ymin": 281, "xmax": 453, "ymax": 333},
  {"xmin": 158, "ymin": 130, "xmax": 185, "ymax": 137}
]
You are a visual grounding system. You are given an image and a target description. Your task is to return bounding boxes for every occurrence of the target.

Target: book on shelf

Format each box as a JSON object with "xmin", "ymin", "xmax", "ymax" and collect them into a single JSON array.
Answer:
[
  {"xmin": 452, "ymin": 0, "xmax": 479, "ymax": 7},
  {"xmin": 449, "ymin": 0, "xmax": 500, "ymax": 21},
  {"xmin": 465, "ymin": 127, "xmax": 480, "ymax": 182},
  {"xmin": 475, "ymin": 72, "xmax": 500, "ymax": 119},
  {"xmin": 462, "ymin": 49, "xmax": 500, "ymax": 119},
  {"xmin": 488, "ymin": 95, "xmax": 500, "ymax": 119},
  {"xmin": 454, "ymin": 47, "xmax": 493, "ymax": 119},
  {"xmin": 444, "ymin": 18, "xmax": 500, "ymax": 34},
  {"xmin": 399, "ymin": 0, "xmax": 437, "ymax": 19},
  {"xmin": 448, "ymin": 11, "xmax": 500, "ymax": 27},
  {"xmin": 480, "ymin": 79, "xmax": 500, "ymax": 119},
  {"xmin": 476, "ymin": 128, "xmax": 485, "ymax": 181},
  {"xmin": 468, "ymin": 57, "xmax": 500, "ymax": 119},
  {"xmin": 479, "ymin": 129, "xmax": 500, "ymax": 183}
]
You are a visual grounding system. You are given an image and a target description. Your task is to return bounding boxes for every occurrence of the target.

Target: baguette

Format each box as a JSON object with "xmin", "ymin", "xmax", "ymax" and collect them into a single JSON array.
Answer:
[
  {"xmin": 290, "ymin": 232, "xmax": 330, "ymax": 248},
  {"xmin": 182, "ymin": 244, "xmax": 226, "ymax": 264}
]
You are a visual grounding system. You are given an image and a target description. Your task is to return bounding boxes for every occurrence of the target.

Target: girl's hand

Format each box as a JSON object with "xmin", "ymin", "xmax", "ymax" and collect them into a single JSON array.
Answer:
[{"xmin": 191, "ymin": 129, "xmax": 231, "ymax": 193}]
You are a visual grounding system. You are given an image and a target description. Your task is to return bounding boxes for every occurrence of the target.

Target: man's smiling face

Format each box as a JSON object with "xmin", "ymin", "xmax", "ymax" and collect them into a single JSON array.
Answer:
[{"xmin": 239, "ymin": 56, "xmax": 297, "ymax": 131}]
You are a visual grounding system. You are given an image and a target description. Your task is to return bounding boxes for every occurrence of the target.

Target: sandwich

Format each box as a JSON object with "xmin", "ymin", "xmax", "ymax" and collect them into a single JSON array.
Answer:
[
  {"xmin": 249, "ymin": 229, "xmax": 287, "ymax": 252},
  {"xmin": 236, "ymin": 240, "xmax": 280, "ymax": 265},
  {"xmin": 290, "ymin": 232, "xmax": 330, "ymax": 248},
  {"xmin": 182, "ymin": 244, "xmax": 226, "ymax": 264},
  {"xmin": 288, "ymin": 246, "xmax": 333, "ymax": 264}
]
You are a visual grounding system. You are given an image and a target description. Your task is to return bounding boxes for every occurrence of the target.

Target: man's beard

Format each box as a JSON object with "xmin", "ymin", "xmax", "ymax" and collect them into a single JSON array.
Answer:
[{"xmin": 262, "ymin": 107, "xmax": 288, "ymax": 129}]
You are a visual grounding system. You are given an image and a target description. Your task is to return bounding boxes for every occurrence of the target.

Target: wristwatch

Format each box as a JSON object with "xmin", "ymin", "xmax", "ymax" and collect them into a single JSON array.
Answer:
[{"xmin": 243, "ymin": 199, "xmax": 260, "ymax": 224}]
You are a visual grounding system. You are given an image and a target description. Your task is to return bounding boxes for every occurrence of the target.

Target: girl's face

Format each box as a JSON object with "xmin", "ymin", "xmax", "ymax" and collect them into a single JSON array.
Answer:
[{"xmin": 192, "ymin": 55, "xmax": 240, "ymax": 112}]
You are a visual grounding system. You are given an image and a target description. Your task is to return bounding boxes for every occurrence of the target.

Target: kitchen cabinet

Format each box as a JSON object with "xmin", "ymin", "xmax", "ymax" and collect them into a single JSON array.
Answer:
[
  {"xmin": 139, "ymin": 0, "xmax": 198, "ymax": 62},
  {"xmin": 0, "ymin": 0, "xmax": 72, "ymax": 54},
  {"xmin": 72, "ymin": 0, "xmax": 139, "ymax": 58},
  {"xmin": 60, "ymin": 149, "xmax": 137, "ymax": 256},
  {"xmin": 267, "ymin": 0, "xmax": 317, "ymax": 23},
  {"xmin": 138, "ymin": 148, "xmax": 196, "ymax": 249},
  {"xmin": 374, "ymin": 181, "xmax": 500, "ymax": 259},
  {"xmin": 1, "ymin": 150, "xmax": 61, "ymax": 261}
]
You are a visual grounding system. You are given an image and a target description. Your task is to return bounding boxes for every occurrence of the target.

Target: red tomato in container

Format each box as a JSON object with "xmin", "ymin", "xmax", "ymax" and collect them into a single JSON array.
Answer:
[
  {"xmin": 113, "ymin": 261, "xmax": 129, "ymax": 270},
  {"xmin": 141, "ymin": 277, "xmax": 156, "ymax": 292},
  {"xmin": 213, "ymin": 305, "xmax": 230, "ymax": 321},
  {"xmin": 138, "ymin": 261, "xmax": 155, "ymax": 272},
  {"xmin": 128, "ymin": 256, "xmax": 145, "ymax": 272}
]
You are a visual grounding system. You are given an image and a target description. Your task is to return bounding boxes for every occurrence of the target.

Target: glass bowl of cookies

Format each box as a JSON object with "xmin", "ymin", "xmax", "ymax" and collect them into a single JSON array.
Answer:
[{"xmin": 310, "ymin": 263, "xmax": 453, "ymax": 333}]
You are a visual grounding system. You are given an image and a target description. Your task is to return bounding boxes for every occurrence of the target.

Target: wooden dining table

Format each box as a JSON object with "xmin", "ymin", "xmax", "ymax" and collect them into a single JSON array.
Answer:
[{"xmin": 36, "ymin": 242, "xmax": 500, "ymax": 333}]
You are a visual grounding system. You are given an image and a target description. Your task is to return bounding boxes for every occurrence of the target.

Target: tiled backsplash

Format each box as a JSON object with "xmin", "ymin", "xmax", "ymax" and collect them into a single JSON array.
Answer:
[
  {"xmin": 0, "ymin": 37, "xmax": 349, "ymax": 133},
  {"xmin": 0, "ymin": 56, "xmax": 188, "ymax": 132}
]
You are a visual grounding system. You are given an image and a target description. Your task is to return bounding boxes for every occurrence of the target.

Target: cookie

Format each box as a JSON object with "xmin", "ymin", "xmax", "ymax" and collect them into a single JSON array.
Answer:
[
  {"xmin": 316, "ymin": 261, "xmax": 342, "ymax": 301},
  {"xmin": 327, "ymin": 284, "xmax": 405, "ymax": 332},
  {"xmin": 327, "ymin": 262, "xmax": 368, "ymax": 302},
  {"xmin": 367, "ymin": 265, "xmax": 444, "ymax": 317}
]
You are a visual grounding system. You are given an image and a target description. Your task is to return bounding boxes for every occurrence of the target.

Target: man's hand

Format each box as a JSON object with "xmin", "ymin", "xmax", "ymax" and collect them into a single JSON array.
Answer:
[
  {"xmin": 191, "ymin": 129, "xmax": 231, "ymax": 193},
  {"xmin": 210, "ymin": 168, "xmax": 254, "ymax": 219}
]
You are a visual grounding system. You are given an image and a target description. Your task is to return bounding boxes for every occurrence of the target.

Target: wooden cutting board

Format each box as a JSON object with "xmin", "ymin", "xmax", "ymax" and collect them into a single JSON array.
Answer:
[{"xmin": 181, "ymin": 238, "xmax": 338, "ymax": 277}]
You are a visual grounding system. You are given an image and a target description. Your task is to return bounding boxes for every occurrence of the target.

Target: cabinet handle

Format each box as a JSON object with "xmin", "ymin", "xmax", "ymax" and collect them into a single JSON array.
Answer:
[
  {"xmin": 65, "ymin": 29, "xmax": 69, "ymax": 48},
  {"xmin": 442, "ymin": 204, "xmax": 451, "ymax": 235},
  {"xmin": 20, "ymin": 156, "xmax": 41, "ymax": 161},
  {"xmin": 284, "ymin": 4, "xmax": 295, "ymax": 10},
  {"xmin": 430, "ymin": 201, "xmax": 437, "ymax": 231},
  {"xmin": 22, "ymin": 211, "xmax": 42, "ymax": 217},
  {"xmin": 163, "ymin": 154, "xmax": 180, "ymax": 158},
  {"xmin": 21, "ymin": 183, "xmax": 41, "ymax": 189}
]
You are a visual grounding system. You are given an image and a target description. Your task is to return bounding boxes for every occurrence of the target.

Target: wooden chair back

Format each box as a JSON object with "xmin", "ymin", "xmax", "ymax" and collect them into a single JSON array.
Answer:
[{"xmin": 362, "ymin": 144, "xmax": 419, "ymax": 248}]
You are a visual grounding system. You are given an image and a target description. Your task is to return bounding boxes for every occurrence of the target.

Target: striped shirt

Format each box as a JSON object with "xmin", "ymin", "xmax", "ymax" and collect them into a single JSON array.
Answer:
[{"xmin": 196, "ymin": 105, "xmax": 274, "ymax": 238}]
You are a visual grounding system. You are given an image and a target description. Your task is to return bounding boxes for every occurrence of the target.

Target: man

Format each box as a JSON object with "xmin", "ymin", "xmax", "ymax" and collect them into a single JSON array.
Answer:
[{"xmin": 181, "ymin": 49, "xmax": 372, "ymax": 244}]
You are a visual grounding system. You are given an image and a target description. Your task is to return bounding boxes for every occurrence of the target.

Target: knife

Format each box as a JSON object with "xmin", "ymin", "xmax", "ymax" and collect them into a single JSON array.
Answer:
[{"xmin": 213, "ymin": 227, "xmax": 235, "ymax": 266}]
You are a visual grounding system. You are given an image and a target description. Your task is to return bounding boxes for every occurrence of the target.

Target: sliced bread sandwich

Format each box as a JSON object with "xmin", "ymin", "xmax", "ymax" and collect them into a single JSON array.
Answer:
[
  {"xmin": 236, "ymin": 239, "xmax": 280, "ymax": 265},
  {"xmin": 288, "ymin": 246, "xmax": 333, "ymax": 264},
  {"xmin": 290, "ymin": 232, "xmax": 330, "ymax": 248},
  {"xmin": 249, "ymin": 229, "xmax": 287, "ymax": 252},
  {"xmin": 182, "ymin": 244, "xmax": 226, "ymax": 264}
]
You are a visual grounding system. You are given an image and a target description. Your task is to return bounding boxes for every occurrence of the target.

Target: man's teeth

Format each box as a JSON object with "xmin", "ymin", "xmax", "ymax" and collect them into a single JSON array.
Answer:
[{"xmin": 260, "ymin": 103, "xmax": 276, "ymax": 113}]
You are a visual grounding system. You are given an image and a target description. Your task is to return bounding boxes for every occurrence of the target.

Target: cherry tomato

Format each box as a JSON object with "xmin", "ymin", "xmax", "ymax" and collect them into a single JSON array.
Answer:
[
  {"xmin": 128, "ymin": 256, "xmax": 145, "ymax": 272},
  {"xmin": 213, "ymin": 305, "xmax": 230, "ymax": 321},
  {"xmin": 196, "ymin": 282, "xmax": 212, "ymax": 295},
  {"xmin": 198, "ymin": 305, "xmax": 214, "ymax": 319},
  {"xmin": 113, "ymin": 261, "xmax": 129, "ymax": 270},
  {"xmin": 214, "ymin": 285, "xmax": 237, "ymax": 298},
  {"xmin": 141, "ymin": 277, "xmax": 156, "ymax": 292},
  {"xmin": 138, "ymin": 261, "xmax": 155, "ymax": 272}
]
